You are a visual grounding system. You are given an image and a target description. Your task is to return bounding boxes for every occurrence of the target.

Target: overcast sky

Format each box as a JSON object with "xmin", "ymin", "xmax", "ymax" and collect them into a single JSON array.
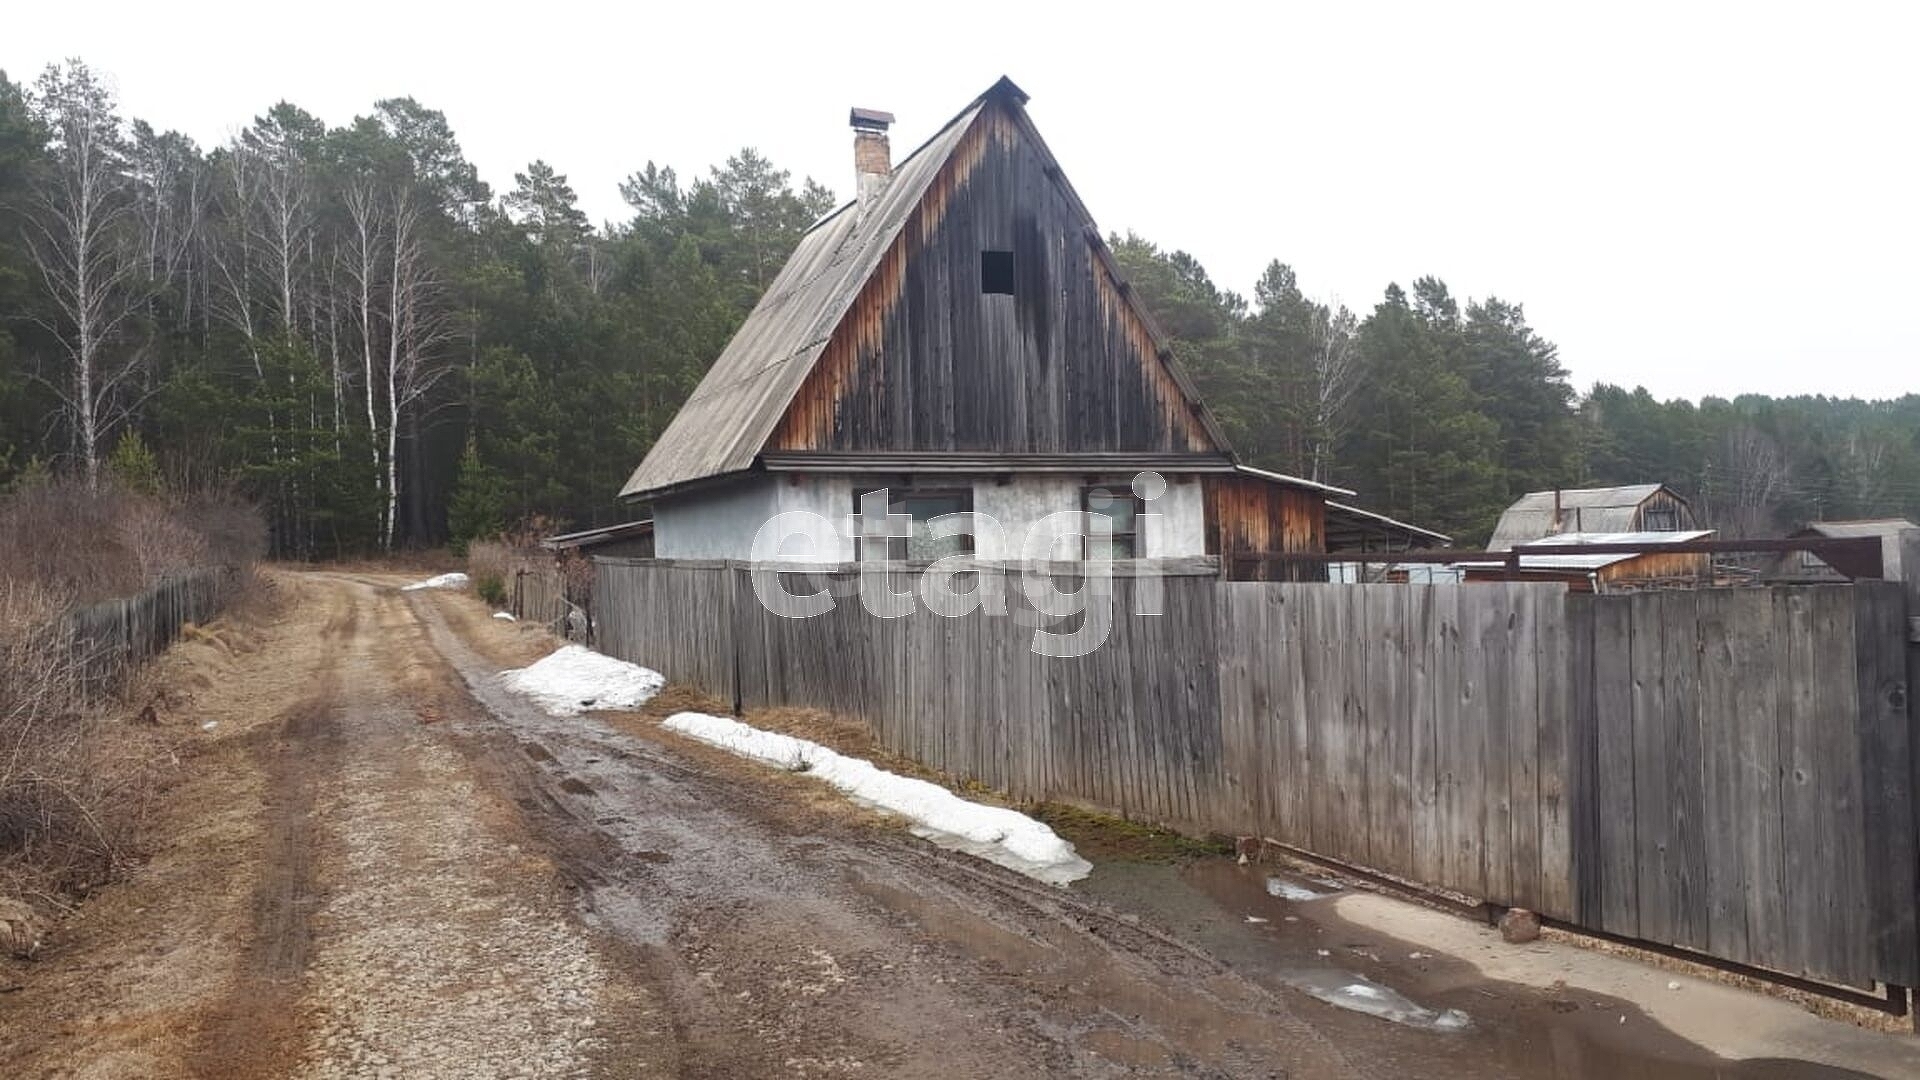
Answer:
[{"xmin": 7, "ymin": 1, "xmax": 1915, "ymax": 401}]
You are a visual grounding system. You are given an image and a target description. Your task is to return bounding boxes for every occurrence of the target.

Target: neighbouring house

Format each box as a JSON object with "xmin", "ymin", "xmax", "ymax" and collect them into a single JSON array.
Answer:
[
  {"xmin": 1768, "ymin": 519, "xmax": 1918, "ymax": 583},
  {"xmin": 1486, "ymin": 484, "xmax": 1694, "ymax": 551},
  {"xmin": 1454, "ymin": 530, "xmax": 1715, "ymax": 593},
  {"xmin": 614, "ymin": 77, "xmax": 1443, "ymax": 579}
]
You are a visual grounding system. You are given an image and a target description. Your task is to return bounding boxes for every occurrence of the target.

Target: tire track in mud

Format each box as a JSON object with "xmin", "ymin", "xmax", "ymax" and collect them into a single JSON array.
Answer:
[{"xmin": 188, "ymin": 588, "xmax": 356, "ymax": 1079}]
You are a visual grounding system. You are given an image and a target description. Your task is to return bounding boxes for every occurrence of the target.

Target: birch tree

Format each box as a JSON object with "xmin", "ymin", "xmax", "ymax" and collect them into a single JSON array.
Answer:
[
  {"xmin": 381, "ymin": 188, "xmax": 453, "ymax": 549},
  {"xmin": 22, "ymin": 61, "xmax": 146, "ymax": 488},
  {"xmin": 1307, "ymin": 302, "xmax": 1360, "ymax": 484}
]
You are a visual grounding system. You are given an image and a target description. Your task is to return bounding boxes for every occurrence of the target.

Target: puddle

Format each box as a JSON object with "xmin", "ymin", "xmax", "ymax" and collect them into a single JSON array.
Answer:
[
  {"xmin": 1267, "ymin": 875, "xmax": 1336, "ymax": 902},
  {"xmin": 558, "ymin": 776, "xmax": 594, "ymax": 796},
  {"xmin": 1080, "ymin": 858, "xmax": 1898, "ymax": 1079},
  {"xmin": 1285, "ymin": 966, "xmax": 1470, "ymax": 1031}
]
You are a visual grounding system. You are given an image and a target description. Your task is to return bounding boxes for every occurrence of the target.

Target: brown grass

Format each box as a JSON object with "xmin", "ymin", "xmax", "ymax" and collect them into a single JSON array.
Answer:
[{"xmin": 0, "ymin": 480, "xmax": 266, "ymax": 921}]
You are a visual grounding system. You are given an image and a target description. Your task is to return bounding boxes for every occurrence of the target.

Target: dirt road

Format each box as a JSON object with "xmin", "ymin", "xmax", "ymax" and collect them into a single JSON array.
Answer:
[{"xmin": 1, "ymin": 569, "xmax": 1911, "ymax": 1078}]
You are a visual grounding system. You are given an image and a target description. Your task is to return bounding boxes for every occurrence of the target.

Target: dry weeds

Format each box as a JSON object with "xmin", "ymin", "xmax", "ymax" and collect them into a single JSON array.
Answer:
[{"xmin": 0, "ymin": 480, "xmax": 265, "ymax": 936}]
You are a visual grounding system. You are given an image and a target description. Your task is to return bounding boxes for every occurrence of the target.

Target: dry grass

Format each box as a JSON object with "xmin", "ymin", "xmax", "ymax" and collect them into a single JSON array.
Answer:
[{"xmin": 0, "ymin": 480, "xmax": 266, "ymax": 921}]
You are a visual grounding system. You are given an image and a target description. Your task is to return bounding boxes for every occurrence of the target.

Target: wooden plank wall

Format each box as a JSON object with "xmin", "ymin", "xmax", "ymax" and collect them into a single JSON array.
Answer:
[
  {"xmin": 1573, "ymin": 582, "xmax": 1915, "ymax": 989},
  {"xmin": 592, "ymin": 559, "xmax": 1916, "ymax": 989},
  {"xmin": 594, "ymin": 560, "xmax": 740, "ymax": 706},
  {"xmin": 1217, "ymin": 583, "xmax": 1572, "ymax": 911},
  {"xmin": 508, "ymin": 557, "xmax": 571, "ymax": 630}
]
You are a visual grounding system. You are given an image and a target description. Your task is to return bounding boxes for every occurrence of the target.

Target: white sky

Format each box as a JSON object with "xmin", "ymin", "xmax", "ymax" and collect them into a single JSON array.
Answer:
[{"xmin": 8, "ymin": 1, "xmax": 1915, "ymax": 401}]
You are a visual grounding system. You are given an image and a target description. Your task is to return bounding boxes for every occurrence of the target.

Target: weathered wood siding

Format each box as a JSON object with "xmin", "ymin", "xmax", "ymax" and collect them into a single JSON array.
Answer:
[
  {"xmin": 770, "ymin": 101, "xmax": 1219, "ymax": 457},
  {"xmin": 593, "ymin": 561, "xmax": 1916, "ymax": 989},
  {"xmin": 595, "ymin": 561, "xmax": 740, "ymax": 705},
  {"xmin": 1629, "ymin": 488, "xmax": 1697, "ymax": 531},
  {"xmin": 1572, "ymin": 583, "xmax": 1915, "ymax": 987},
  {"xmin": 1202, "ymin": 475, "xmax": 1328, "ymax": 581},
  {"xmin": 1594, "ymin": 549, "xmax": 1711, "ymax": 587}
]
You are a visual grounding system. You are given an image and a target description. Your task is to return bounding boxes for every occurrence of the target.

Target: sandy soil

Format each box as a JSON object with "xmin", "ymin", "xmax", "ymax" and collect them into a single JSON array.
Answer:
[{"xmin": 1, "ymin": 567, "xmax": 1913, "ymax": 1079}]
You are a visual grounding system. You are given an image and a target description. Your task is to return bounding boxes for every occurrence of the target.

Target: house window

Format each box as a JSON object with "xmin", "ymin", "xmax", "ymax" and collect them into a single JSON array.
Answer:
[
  {"xmin": 852, "ymin": 488, "xmax": 974, "ymax": 561},
  {"xmin": 1643, "ymin": 507, "xmax": 1678, "ymax": 531},
  {"xmin": 980, "ymin": 250, "xmax": 1015, "ymax": 295},
  {"xmin": 1083, "ymin": 486, "xmax": 1144, "ymax": 560}
]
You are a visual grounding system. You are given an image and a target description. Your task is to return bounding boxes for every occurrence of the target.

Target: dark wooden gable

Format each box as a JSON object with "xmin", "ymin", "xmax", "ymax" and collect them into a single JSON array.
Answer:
[{"xmin": 770, "ymin": 92, "xmax": 1224, "ymax": 457}]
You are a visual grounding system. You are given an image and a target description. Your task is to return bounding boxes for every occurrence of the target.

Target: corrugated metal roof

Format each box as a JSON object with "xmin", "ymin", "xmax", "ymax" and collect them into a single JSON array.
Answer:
[
  {"xmin": 1486, "ymin": 484, "xmax": 1680, "ymax": 550},
  {"xmin": 619, "ymin": 94, "xmax": 992, "ymax": 500},
  {"xmin": 1457, "ymin": 530, "xmax": 1713, "ymax": 572}
]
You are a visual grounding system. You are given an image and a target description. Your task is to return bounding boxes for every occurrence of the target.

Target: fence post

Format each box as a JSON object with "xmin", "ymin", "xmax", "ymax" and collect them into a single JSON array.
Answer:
[{"xmin": 1898, "ymin": 529, "xmax": 1920, "ymax": 1027}]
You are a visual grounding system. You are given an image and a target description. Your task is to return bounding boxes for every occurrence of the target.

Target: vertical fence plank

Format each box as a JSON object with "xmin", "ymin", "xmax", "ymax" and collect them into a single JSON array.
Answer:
[
  {"xmin": 1630, "ymin": 592, "xmax": 1675, "ymax": 948},
  {"xmin": 1535, "ymin": 587, "xmax": 1573, "ymax": 919},
  {"xmin": 1660, "ymin": 590, "xmax": 1708, "ymax": 953},
  {"xmin": 1408, "ymin": 585, "xmax": 1442, "ymax": 888},
  {"xmin": 1592, "ymin": 594, "xmax": 1639, "ymax": 938},
  {"xmin": 1737, "ymin": 588, "xmax": 1789, "ymax": 973},
  {"xmin": 1507, "ymin": 585, "xmax": 1543, "ymax": 913},
  {"xmin": 1853, "ymin": 582, "xmax": 1913, "ymax": 986}
]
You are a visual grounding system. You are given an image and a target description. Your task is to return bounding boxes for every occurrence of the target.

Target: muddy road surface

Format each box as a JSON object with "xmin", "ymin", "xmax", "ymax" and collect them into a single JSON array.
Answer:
[{"xmin": 1, "ymin": 570, "xmax": 1907, "ymax": 1078}]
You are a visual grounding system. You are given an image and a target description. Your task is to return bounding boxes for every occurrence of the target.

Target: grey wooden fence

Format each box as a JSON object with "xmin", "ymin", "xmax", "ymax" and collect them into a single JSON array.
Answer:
[
  {"xmin": 592, "ymin": 557, "xmax": 1916, "ymax": 991},
  {"xmin": 62, "ymin": 568, "xmax": 228, "ymax": 690}
]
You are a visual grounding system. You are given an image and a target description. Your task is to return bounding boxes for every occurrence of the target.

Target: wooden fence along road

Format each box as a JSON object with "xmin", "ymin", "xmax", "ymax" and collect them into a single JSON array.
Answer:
[
  {"xmin": 583, "ymin": 555, "xmax": 1919, "ymax": 995},
  {"xmin": 64, "ymin": 568, "xmax": 228, "ymax": 692}
]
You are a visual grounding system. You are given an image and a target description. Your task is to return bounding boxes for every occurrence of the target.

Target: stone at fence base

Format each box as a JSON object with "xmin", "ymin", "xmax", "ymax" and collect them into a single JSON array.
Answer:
[
  {"xmin": 1499, "ymin": 907, "xmax": 1541, "ymax": 944},
  {"xmin": 0, "ymin": 898, "xmax": 42, "ymax": 959}
]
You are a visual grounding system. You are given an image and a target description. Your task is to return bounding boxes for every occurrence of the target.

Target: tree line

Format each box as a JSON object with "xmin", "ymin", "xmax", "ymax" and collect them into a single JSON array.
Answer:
[
  {"xmin": 1112, "ymin": 238, "xmax": 1920, "ymax": 543},
  {"xmin": 2, "ymin": 60, "xmax": 1913, "ymax": 552}
]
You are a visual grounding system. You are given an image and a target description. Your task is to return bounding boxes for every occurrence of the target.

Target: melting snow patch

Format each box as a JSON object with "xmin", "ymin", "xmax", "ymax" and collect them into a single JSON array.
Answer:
[
  {"xmin": 661, "ymin": 711, "xmax": 1092, "ymax": 885},
  {"xmin": 401, "ymin": 572, "xmax": 469, "ymax": 591},
  {"xmin": 492, "ymin": 611, "xmax": 517, "ymax": 621},
  {"xmin": 501, "ymin": 646, "xmax": 664, "ymax": 715}
]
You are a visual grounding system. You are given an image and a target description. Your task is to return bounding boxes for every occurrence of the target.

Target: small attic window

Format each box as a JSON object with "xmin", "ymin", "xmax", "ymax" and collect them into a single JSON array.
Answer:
[{"xmin": 980, "ymin": 250, "xmax": 1015, "ymax": 295}]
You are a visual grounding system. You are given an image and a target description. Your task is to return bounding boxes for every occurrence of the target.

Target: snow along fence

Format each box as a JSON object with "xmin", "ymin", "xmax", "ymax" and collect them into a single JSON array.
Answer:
[{"xmin": 592, "ymin": 556, "xmax": 1919, "ymax": 996}]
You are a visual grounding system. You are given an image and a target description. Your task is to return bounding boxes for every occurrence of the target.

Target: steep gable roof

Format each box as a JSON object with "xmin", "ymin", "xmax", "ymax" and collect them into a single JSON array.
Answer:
[{"xmin": 621, "ymin": 77, "xmax": 1229, "ymax": 501}]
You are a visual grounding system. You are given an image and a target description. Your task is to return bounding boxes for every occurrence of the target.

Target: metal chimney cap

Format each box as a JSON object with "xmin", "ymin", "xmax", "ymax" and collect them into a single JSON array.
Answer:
[{"xmin": 849, "ymin": 107, "xmax": 895, "ymax": 131}]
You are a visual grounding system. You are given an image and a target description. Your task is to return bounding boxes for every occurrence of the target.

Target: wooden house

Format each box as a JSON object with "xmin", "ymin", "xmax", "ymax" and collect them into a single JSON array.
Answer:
[
  {"xmin": 617, "ymin": 78, "xmax": 1440, "ymax": 576},
  {"xmin": 1486, "ymin": 484, "xmax": 1694, "ymax": 551}
]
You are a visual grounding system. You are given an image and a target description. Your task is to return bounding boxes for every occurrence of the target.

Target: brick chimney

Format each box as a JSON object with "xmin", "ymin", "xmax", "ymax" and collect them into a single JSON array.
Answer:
[{"xmin": 850, "ymin": 107, "xmax": 894, "ymax": 215}]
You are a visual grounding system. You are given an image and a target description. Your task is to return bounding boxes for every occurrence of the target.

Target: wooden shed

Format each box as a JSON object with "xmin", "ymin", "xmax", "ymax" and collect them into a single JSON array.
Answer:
[
  {"xmin": 1487, "ymin": 484, "xmax": 1694, "ymax": 551},
  {"xmin": 1456, "ymin": 530, "xmax": 1714, "ymax": 592},
  {"xmin": 1768, "ymin": 519, "xmax": 1917, "ymax": 583}
]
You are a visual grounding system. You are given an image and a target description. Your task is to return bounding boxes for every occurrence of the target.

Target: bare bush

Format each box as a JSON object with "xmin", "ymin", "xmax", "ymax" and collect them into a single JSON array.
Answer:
[
  {"xmin": 0, "ymin": 480, "xmax": 263, "ymax": 605},
  {"xmin": 0, "ymin": 480, "xmax": 266, "ymax": 907},
  {"xmin": 465, "ymin": 539, "xmax": 511, "ymax": 587},
  {"xmin": 0, "ymin": 582, "xmax": 109, "ymax": 890}
]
